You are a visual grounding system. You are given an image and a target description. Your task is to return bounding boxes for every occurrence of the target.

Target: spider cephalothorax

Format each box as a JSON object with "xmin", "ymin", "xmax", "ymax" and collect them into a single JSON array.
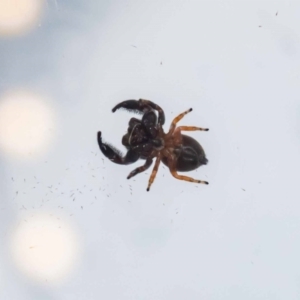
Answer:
[{"xmin": 97, "ymin": 99, "xmax": 209, "ymax": 191}]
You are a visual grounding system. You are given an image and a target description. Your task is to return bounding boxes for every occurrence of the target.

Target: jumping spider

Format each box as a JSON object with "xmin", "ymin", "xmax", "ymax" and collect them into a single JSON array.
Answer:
[{"xmin": 97, "ymin": 99, "xmax": 209, "ymax": 191}]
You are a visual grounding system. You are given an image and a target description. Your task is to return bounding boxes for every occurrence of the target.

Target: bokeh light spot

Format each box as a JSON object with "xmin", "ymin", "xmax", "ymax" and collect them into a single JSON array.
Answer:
[
  {"xmin": 0, "ymin": 0, "xmax": 42, "ymax": 36},
  {"xmin": 10, "ymin": 214, "xmax": 81, "ymax": 285},
  {"xmin": 0, "ymin": 90, "xmax": 56, "ymax": 159}
]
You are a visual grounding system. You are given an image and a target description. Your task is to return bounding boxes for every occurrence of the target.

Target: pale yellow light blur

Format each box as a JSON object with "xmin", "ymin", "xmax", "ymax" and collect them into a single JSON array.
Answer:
[
  {"xmin": 0, "ymin": 0, "xmax": 43, "ymax": 36},
  {"xmin": 0, "ymin": 90, "xmax": 56, "ymax": 159},
  {"xmin": 10, "ymin": 214, "xmax": 81, "ymax": 285}
]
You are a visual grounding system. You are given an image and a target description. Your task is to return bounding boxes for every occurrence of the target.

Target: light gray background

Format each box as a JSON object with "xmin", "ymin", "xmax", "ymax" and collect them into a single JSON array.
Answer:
[{"xmin": 1, "ymin": 0, "xmax": 300, "ymax": 299}]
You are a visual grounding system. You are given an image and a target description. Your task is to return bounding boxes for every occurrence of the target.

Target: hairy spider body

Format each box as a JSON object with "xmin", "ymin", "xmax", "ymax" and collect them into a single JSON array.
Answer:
[{"xmin": 97, "ymin": 99, "xmax": 209, "ymax": 191}]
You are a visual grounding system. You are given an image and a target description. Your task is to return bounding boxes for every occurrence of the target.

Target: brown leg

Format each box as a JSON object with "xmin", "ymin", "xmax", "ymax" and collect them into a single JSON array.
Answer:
[
  {"xmin": 127, "ymin": 158, "xmax": 153, "ymax": 179},
  {"xmin": 172, "ymin": 125, "xmax": 209, "ymax": 145},
  {"xmin": 170, "ymin": 167, "xmax": 209, "ymax": 185},
  {"xmin": 146, "ymin": 155, "xmax": 161, "ymax": 191},
  {"xmin": 176, "ymin": 126, "xmax": 209, "ymax": 132},
  {"xmin": 167, "ymin": 108, "xmax": 192, "ymax": 136}
]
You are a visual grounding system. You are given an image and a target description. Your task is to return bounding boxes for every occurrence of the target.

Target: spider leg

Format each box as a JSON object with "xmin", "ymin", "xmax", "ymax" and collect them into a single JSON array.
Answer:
[
  {"xmin": 167, "ymin": 108, "xmax": 193, "ymax": 136},
  {"xmin": 112, "ymin": 99, "xmax": 165, "ymax": 125},
  {"xmin": 146, "ymin": 155, "xmax": 161, "ymax": 191},
  {"xmin": 166, "ymin": 155, "xmax": 208, "ymax": 184},
  {"xmin": 127, "ymin": 157, "xmax": 153, "ymax": 179},
  {"xmin": 97, "ymin": 131, "xmax": 139, "ymax": 165},
  {"xmin": 169, "ymin": 165, "xmax": 208, "ymax": 185},
  {"xmin": 172, "ymin": 125, "xmax": 209, "ymax": 145},
  {"xmin": 140, "ymin": 99, "xmax": 165, "ymax": 125},
  {"xmin": 176, "ymin": 126, "xmax": 209, "ymax": 132}
]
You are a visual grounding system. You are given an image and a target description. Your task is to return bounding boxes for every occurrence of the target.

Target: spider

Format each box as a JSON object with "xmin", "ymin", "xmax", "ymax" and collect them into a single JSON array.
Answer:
[{"xmin": 97, "ymin": 99, "xmax": 209, "ymax": 191}]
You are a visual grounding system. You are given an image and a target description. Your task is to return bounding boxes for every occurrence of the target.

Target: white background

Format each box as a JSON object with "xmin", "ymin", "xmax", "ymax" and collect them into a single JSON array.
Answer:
[{"xmin": 1, "ymin": 1, "xmax": 300, "ymax": 299}]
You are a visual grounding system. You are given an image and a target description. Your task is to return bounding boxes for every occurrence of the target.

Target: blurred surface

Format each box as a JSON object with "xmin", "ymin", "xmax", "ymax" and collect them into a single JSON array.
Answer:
[{"xmin": 1, "ymin": 0, "xmax": 300, "ymax": 299}]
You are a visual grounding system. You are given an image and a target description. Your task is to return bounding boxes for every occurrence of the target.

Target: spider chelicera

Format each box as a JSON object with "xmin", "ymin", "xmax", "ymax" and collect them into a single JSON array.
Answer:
[{"xmin": 97, "ymin": 99, "xmax": 209, "ymax": 191}]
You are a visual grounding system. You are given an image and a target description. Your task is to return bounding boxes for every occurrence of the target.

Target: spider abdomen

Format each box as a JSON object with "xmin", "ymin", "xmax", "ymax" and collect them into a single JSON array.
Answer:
[{"xmin": 162, "ymin": 135, "xmax": 208, "ymax": 172}]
